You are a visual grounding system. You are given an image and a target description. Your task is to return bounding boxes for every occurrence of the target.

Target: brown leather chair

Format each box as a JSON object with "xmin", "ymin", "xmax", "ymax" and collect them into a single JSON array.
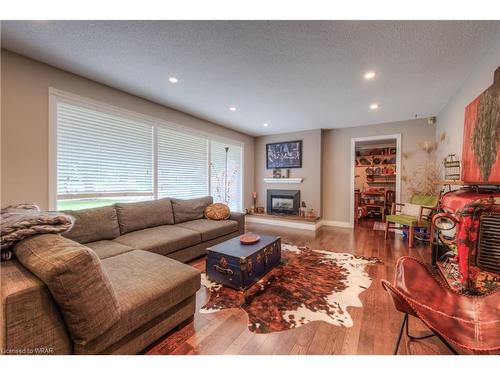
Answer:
[{"xmin": 382, "ymin": 256, "xmax": 500, "ymax": 354}]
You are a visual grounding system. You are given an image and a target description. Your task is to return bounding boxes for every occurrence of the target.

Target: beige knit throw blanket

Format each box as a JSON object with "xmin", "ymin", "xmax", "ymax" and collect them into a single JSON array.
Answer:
[{"xmin": 1, "ymin": 203, "xmax": 74, "ymax": 261}]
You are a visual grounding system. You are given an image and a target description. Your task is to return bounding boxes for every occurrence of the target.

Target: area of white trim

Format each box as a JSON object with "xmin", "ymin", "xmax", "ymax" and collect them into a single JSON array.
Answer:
[
  {"xmin": 320, "ymin": 220, "xmax": 354, "ymax": 229},
  {"xmin": 263, "ymin": 177, "xmax": 303, "ymax": 184},
  {"xmin": 246, "ymin": 215, "xmax": 320, "ymax": 231},
  {"xmin": 246, "ymin": 216, "xmax": 354, "ymax": 231},
  {"xmin": 349, "ymin": 133, "xmax": 402, "ymax": 228},
  {"xmin": 48, "ymin": 90, "xmax": 57, "ymax": 211}
]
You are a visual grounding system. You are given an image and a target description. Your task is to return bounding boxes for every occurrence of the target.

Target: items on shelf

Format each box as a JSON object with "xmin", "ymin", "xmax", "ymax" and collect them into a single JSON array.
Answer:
[
  {"xmin": 272, "ymin": 168, "xmax": 290, "ymax": 178},
  {"xmin": 355, "ymin": 145, "xmax": 397, "ymax": 222},
  {"xmin": 251, "ymin": 192, "xmax": 257, "ymax": 213},
  {"xmin": 443, "ymin": 154, "xmax": 461, "ymax": 181},
  {"xmin": 299, "ymin": 201, "xmax": 307, "ymax": 217}
]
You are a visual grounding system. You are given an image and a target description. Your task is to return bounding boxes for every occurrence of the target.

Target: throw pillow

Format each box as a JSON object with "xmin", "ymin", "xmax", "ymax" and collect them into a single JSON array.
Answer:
[
  {"xmin": 401, "ymin": 203, "xmax": 422, "ymax": 217},
  {"xmin": 205, "ymin": 203, "xmax": 231, "ymax": 220}
]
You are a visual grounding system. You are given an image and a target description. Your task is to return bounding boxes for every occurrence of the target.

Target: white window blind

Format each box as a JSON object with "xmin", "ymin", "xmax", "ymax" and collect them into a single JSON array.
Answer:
[
  {"xmin": 54, "ymin": 93, "xmax": 244, "ymax": 212},
  {"xmin": 157, "ymin": 127, "xmax": 209, "ymax": 199},
  {"xmin": 210, "ymin": 141, "xmax": 242, "ymax": 211},
  {"xmin": 56, "ymin": 101, "xmax": 154, "ymax": 200}
]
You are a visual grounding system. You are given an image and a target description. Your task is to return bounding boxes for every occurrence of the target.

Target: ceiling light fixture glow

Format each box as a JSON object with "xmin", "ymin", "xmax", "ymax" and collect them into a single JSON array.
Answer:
[
  {"xmin": 364, "ymin": 71, "xmax": 376, "ymax": 80},
  {"xmin": 263, "ymin": 123, "xmax": 269, "ymax": 127},
  {"xmin": 369, "ymin": 103, "xmax": 380, "ymax": 110},
  {"xmin": 168, "ymin": 77, "xmax": 178, "ymax": 83},
  {"xmin": 229, "ymin": 107, "xmax": 237, "ymax": 112}
]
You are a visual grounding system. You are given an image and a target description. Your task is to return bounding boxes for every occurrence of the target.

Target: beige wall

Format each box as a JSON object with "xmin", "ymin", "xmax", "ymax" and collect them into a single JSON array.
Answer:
[
  {"xmin": 1, "ymin": 50, "xmax": 255, "ymax": 210},
  {"xmin": 322, "ymin": 119, "xmax": 436, "ymax": 224},
  {"xmin": 254, "ymin": 129, "xmax": 322, "ymax": 215},
  {"xmin": 436, "ymin": 34, "xmax": 500, "ymax": 166}
]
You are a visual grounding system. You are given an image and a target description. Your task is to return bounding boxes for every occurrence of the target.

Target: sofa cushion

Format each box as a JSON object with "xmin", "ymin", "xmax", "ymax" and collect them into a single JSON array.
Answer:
[
  {"xmin": 176, "ymin": 219, "xmax": 239, "ymax": 242},
  {"xmin": 75, "ymin": 250, "xmax": 200, "ymax": 354},
  {"xmin": 14, "ymin": 234, "xmax": 121, "ymax": 345},
  {"xmin": 113, "ymin": 225, "xmax": 201, "ymax": 256},
  {"xmin": 62, "ymin": 205, "xmax": 120, "ymax": 243},
  {"xmin": 171, "ymin": 196, "xmax": 213, "ymax": 224},
  {"xmin": 85, "ymin": 240, "xmax": 135, "ymax": 260},
  {"xmin": 115, "ymin": 198, "xmax": 174, "ymax": 234}
]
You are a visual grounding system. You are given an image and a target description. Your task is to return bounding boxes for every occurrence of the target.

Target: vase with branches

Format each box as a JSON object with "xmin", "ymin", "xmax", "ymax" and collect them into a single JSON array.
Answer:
[{"xmin": 211, "ymin": 146, "xmax": 239, "ymax": 207}]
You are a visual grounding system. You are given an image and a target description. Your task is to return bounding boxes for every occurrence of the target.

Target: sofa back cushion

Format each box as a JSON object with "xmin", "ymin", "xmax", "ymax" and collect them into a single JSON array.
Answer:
[
  {"xmin": 62, "ymin": 205, "xmax": 120, "ymax": 243},
  {"xmin": 14, "ymin": 234, "xmax": 121, "ymax": 345},
  {"xmin": 115, "ymin": 198, "xmax": 174, "ymax": 234},
  {"xmin": 171, "ymin": 196, "xmax": 213, "ymax": 223}
]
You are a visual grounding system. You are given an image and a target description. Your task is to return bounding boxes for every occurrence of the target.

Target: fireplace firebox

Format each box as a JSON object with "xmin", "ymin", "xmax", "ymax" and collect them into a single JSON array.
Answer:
[{"xmin": 267, "ymin": 189, "xmax": 300, "ymax": 215}]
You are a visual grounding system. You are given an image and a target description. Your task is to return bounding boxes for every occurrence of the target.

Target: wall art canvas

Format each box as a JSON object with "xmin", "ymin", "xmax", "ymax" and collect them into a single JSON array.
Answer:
[
  {"xmin": 462, "ymin": 66, "xmax": 500, "ymax": 184},
  {"xmin": 266, "ymin": 140, "xmax": 302, "ymax": 169}
]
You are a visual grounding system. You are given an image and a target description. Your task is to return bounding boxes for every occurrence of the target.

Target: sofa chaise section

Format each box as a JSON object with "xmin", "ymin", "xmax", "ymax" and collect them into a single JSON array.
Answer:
[
  {"xmin": 75, "ymin": 250, "xmax": 200, "ymax": 354},
  {"xmin": 4, "ymin": 234, "xmax": 201, "ymax": 354}
]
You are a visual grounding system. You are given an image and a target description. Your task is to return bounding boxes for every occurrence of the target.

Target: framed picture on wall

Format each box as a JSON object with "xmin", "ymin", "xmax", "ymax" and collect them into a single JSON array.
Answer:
[
  {"xmin": 266, "ymin": 140, "xmax": 302, "ymax": 169},
  {"xmin": 461, "ymin": 66, "xmax": 500, "ymax": 184}
]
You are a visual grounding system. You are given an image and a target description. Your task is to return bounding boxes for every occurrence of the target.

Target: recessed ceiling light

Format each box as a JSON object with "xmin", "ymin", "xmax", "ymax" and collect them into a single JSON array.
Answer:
[
  {"xmin": 364, "ymin": 71, "xmax": 376, "ymax": 80},
  {"xmin": 263, "ymin": 123, "xmax": 269, "ymax": 127},
  {"xmin": 229, "ymin": 107, "xmax": 237, "ymax": 112},
  {"xmin": 370, "ymin": 103, "xmax": 380, "ymax": 110},
  {"xmin": 168, "ymin": 77, "xmax": 178, "ymax": 83}
]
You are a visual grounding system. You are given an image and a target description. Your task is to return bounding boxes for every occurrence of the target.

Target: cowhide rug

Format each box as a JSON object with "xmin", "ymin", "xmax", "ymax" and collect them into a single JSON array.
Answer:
[{"xmin": 200, "ymin": 243, "xmax": 381, "ymax": 333}]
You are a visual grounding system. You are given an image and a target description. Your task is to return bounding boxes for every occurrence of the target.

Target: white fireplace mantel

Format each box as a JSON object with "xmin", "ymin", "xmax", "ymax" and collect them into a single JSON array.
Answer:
[{"xmin": 263, "ymin": 177, "xmax": 303, "ymax": 184}]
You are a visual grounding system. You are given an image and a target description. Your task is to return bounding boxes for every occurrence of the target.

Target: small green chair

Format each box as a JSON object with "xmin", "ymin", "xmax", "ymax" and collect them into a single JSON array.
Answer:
[{"xmin": 384, "ymin": 194, "xmax": 439, "ymax": 248}]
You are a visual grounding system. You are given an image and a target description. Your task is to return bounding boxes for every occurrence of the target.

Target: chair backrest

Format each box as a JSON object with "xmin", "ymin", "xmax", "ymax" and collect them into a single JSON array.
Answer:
[{"xmin": 410, "ymin": 194, "xmax": 439, "ymax": 208}]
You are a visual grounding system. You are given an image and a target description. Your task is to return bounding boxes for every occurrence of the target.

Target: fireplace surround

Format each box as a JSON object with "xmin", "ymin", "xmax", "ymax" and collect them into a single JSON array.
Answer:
[{"xmin": 267, "ymin": 189, "xmax": 300, "ymax": 215}]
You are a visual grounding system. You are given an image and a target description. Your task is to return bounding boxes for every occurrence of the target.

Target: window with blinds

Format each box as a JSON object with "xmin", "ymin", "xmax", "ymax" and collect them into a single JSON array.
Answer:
[
  {"xmin": 210, "ymin": 141, "xmax": 243, "ymax": 211},
  {"xmin": 54, "ymin": 94, "xmax": 243, "ymax": 212},
  {"xmin": 157, "ymin": 127, "xmax": 208, "ymax": 199},
  {"xmin": 56, "ymin": 101, "xmax": 154, "ymax": 210}
]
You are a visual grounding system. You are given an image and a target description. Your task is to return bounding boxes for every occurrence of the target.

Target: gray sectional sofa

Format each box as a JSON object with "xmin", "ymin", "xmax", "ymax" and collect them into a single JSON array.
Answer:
[{"xmin": 0, "ymin": 196, "xmax": 245, "ymax": 354}]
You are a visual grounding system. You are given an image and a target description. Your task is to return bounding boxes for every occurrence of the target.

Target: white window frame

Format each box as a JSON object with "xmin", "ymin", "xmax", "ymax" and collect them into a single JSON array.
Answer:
[{"xmin": 48, "ymin": 88, "xmax": 244, "ymax": 211}]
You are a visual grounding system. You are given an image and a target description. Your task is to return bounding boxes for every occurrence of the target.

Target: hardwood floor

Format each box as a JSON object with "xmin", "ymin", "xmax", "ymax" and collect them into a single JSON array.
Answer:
[{"xmin": 145, "ymin": 220, "xmax": 454, "ymax": 355}]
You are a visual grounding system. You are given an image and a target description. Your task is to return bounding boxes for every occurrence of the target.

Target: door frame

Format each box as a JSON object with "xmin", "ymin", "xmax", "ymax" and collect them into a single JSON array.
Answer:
[{"xmin": 349, "ymin": 133, "xmax": 402, "ymax": 227}]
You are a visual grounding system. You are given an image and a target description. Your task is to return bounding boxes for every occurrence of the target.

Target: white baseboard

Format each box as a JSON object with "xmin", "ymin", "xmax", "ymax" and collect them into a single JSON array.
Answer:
[
  {"xmin": 246, "ymin": 216, "xmax": 354, "ymax": 231},
  {"xmin": 319, "ymin": 220, "xmax": 353, "ymax": 229},
  {"xmin": 245, "ymin": 215, "xmax": 319, "ymax": 231}
]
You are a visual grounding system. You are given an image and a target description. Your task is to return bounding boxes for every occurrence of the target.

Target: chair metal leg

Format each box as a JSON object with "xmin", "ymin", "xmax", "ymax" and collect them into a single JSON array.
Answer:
[
  {"xmin": 394, "ymin": 313, "xmax": 459, "ymax": 355},
  {"xmin": 405, "ymin": 315, "xmax": 435, "ymax": 340},
  {"xmin": 393, "ymin": 314, "xmax": 408, "ymax": 354}
]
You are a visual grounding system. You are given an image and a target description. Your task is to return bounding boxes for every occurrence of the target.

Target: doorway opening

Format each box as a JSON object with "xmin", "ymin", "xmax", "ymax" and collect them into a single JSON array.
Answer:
[{"xmin": 350, "ymin": 134, "xmax": 401, "ymax": 228}]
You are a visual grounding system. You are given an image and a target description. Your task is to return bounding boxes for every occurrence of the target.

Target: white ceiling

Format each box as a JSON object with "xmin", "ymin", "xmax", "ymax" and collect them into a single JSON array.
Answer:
[{"xmin": 2, "ymin": 21, "xmax": 499, "ymax": 136}]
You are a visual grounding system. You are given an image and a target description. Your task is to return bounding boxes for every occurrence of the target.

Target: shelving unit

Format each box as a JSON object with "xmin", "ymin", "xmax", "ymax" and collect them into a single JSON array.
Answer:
[
  {"xmin": 361, "ymin": 191, "xmax": 387, "ymax": 220},
  {"xmin": 354, "ymin": 146, "xmax": 397, "ymax": 221}
]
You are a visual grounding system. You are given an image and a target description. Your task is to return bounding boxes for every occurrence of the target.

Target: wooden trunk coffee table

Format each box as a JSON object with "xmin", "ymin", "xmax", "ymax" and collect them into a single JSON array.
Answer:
[{"xmin": 206, "ymin": 234, "xmax": 281, "ymax": 291}]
